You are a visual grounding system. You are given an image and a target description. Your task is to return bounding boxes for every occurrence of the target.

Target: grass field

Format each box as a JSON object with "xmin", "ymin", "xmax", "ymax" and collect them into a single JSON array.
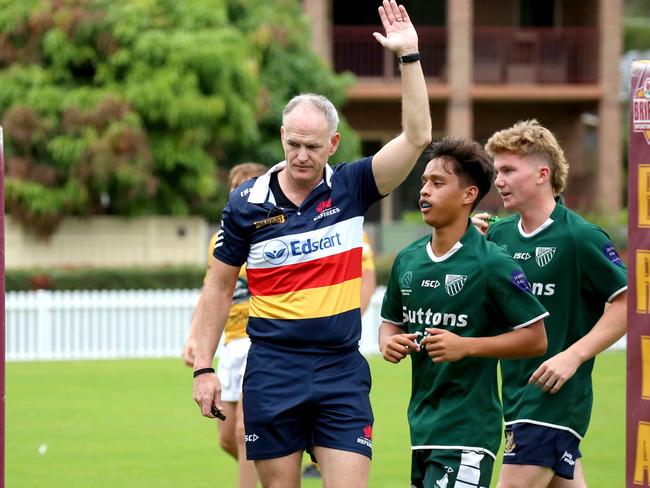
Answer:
[{"xmin": 6, "ymin": 351, "xmax": 624, "ymax": 487}]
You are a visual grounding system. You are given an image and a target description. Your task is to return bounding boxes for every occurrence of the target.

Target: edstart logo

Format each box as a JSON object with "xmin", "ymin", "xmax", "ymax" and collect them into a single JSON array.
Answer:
[{"xmin": 263, "ymin": 240, "xmax": 289, "ymax": 265}]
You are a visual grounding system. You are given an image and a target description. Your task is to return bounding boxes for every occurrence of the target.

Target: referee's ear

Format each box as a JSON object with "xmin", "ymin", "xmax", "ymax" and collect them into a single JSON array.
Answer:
[{"xmin": 329, "ymin": 132, "xmax": 340, "ymax": 155}]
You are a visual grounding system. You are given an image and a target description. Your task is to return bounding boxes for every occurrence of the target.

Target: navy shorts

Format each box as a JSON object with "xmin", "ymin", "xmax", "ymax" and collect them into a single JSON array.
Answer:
[
  {"xmin": 242, "ymin": 342, "xmax": 374, "ymax": 461},
  {"xmin": 502, "ymin": 423, "xmax": 582, "ymax": 479}
]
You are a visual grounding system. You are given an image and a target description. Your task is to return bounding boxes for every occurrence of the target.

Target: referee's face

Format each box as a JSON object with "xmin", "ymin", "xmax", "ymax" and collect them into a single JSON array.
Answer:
[{"xmin": 281, "ymin": 104, "xmax": 340, "ymax": 188}]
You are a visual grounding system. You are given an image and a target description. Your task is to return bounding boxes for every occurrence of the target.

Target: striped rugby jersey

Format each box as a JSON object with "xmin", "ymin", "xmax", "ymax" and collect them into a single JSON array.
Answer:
[{"xmin": 214, "ymin": 157, "xmax": 382, "ymax": 353}]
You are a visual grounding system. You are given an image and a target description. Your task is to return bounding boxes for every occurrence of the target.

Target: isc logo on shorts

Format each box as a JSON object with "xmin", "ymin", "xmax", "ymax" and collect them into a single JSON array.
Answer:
[{"xmin": 245, "ymin": 434, "xmax": 259, "ymax": 443}]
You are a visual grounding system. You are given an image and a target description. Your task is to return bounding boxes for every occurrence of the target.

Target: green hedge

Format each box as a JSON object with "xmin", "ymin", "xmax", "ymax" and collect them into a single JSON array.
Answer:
[{"xmin": 6, "ymin": 265, "xmax": 206, "ymax": 291}]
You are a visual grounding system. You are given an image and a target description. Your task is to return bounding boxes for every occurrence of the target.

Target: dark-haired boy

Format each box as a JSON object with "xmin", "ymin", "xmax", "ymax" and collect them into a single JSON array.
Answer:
[{"xmin": 379, "ymin": 138, "xmax": 549, "ymax": 487}]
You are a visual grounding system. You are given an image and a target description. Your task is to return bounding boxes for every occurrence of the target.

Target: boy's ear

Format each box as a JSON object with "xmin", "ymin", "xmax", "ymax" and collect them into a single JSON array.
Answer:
[
  {"xmin": 537, "ymin": 165, "xmax": 551, "ymax": 185},
  {"xmin": 464, "ymin": 185, "xmax": 479, "ymax": 206}
]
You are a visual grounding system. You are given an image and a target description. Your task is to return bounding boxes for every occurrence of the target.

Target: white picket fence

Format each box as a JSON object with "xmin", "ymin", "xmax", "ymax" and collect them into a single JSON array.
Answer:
[
  {"xmin": 6, "ymin": 289, "xmax": 199, "ymax": 361},
  {"xmin": 5, "ymin": 288, "xmax": 624, "ymax": 362},
  {"xmin": 5, "ymin": 288, "xmax": 387, "ymax": 361}
]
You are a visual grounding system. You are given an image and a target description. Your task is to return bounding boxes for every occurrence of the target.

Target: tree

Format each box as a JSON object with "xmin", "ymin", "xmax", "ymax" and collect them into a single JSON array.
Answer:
[
  {"xmin": 0, "ymin": 0, "xmax": 360, "ymax": 236},
  {"xmin": 624, "ymin": 0, "xmax": 650, "ymax": 51}
]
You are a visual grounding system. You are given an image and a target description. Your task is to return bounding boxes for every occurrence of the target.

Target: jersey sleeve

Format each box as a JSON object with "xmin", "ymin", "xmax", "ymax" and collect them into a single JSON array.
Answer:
[
  {"xmin": 486, "ymin": 252, "xmax": 549, "ymax": 330},
  {"xmin": 212, "ymin": 198, "xmax": 250, "ymax": 267},
  {"xmin": 576, "ymin": 225, "xmax": 628, "ymax": 302},
  {"xmin": 337, "ymin": 157, "xmax": 384, "ymax": 211},
  {"xmin": 380, "ymin": 256, "xmax": 405, "ymax": 328}
]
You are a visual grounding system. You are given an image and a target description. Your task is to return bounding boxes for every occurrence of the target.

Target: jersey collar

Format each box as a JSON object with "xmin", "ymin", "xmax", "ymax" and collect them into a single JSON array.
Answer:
[
  {"xmin": 426, "ymin": 240, "xmax": 463, "ymax": 262},
  {"xmin": 517, "ymin": 217, "xmax": 554, "ymax": 238},
  {"xmin": 516, "ymin": 198, "xmax": 564, "ymax": 238},
  {"xmin": 425, "ymin": 220, "xmax": 479, "ymax": 262},
  {"xmin": 247, "ymin": 160, "xmax": 334, "ymax": 204}
]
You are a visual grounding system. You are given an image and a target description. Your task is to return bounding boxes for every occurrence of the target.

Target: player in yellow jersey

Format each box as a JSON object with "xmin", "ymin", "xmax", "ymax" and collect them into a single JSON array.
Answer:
[
  {"xmin": 360, "ymin": 232, "xmax": 377, "ymax": 315},
  {"xmin": 183, "ymin": 162, "xmax": 267, "ymax": 488}
]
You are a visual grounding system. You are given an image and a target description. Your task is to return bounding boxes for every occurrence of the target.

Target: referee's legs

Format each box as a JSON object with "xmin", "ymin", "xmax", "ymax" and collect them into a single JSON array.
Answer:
[
  {"xmin": 313, "ymin": 446, "xmax": 370, "ymax": 488},
  {"xmin": 254, "ymin": 451, "xmax": 302, "ymax": 488}
]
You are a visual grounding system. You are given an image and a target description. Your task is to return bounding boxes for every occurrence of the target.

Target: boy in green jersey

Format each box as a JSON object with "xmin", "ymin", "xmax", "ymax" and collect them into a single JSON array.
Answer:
[
  {"xmin": 477, "ymin": 120, "xmax": 627, "ymax": 487},
  {"xmin": 380, "ymin": 138, "xmax": 549, "ymax": 488}
]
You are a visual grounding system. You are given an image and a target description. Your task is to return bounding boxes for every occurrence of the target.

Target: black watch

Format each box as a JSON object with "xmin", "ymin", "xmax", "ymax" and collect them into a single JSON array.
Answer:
[{"xmin": 399, "ymin": 52, "xmax": 421, "ymax": 64}]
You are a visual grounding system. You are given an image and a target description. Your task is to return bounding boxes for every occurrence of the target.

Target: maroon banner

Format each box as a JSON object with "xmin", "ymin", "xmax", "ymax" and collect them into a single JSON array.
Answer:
[
  {"xmin": 0, "ymin": 127, "xmax": 5, "ymax": 488},
  {"xmin": 627, "ymin": 61, "xmax": 650, "ymax": 487}
]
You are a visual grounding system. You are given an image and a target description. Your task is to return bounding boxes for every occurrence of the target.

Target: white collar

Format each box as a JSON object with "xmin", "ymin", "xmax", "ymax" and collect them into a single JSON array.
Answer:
[
  {"xmin": 518, "ymin": 217, "xmax": 554, "ymax": 238},
  {"xmin": 426, "ymin": 240, "xmax": 463, "ymax": 262},
  {"xmin": 247, "ymin": 161, "xmax": 334, "ymax": 204}
]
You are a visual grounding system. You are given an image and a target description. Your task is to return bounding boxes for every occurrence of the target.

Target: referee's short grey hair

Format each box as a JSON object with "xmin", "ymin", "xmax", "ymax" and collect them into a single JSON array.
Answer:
[{"xmin": 282, "ymin": 94, "xmax": 339, "ymax": 136}]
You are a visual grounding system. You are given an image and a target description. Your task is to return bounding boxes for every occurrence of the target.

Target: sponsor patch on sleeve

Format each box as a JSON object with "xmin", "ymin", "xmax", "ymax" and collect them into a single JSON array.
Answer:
[
  {"xmin": 511, "ymin": 270, "xmax": 531, "ymax": 292},
  {"xmin": 603, "ymin": 243, "xmax": 624, "ymax": 266}
]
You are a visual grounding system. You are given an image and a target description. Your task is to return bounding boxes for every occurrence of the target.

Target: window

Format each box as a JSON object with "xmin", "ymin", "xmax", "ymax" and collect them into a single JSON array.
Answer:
[{"xmin": 520, "ymin": 0, "xmax": 555, "ymax": 27}]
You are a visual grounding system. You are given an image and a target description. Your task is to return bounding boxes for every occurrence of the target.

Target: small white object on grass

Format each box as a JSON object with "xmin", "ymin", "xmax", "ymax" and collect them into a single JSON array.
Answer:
[{"xmin": 38, "ymin": 444, "xmax": 47, "ymax": 455}]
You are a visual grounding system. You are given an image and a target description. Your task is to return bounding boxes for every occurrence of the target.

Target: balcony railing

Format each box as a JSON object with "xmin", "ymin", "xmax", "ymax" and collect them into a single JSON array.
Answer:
[
  {"xmin": 331, "ymin": 26, "xmax": 598, "ymax": 84},
  {"xmin": 473, "ymin": 27, "xmax": 598, "ymax": 84},
  {"xmin": 332, "ymin": 26, "xmax": 447, "ymax": 80}
]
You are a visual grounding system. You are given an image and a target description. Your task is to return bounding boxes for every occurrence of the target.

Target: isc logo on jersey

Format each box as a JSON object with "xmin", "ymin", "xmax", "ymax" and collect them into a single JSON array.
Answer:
[
  {"xmin": 513, "ymin": 252, "xmax": 531, "ymax": 260},
  {"xmin": 262, "ymin": 233, "xmax": 343, "ymax": 265},
  {"xmin": 421, "ymin": 279, "xmax": 440, "ymax": 288}
]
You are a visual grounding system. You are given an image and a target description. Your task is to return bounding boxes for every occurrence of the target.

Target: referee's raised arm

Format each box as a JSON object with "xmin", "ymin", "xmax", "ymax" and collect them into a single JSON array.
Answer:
[{"xmin": 371, "ymin": 0, "xmax": 432, "ymax": 196}]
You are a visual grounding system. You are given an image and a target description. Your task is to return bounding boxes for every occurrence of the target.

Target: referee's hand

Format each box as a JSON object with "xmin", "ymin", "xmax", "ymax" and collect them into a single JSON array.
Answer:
[{"xmin": 193, "ymin": 372, "xmax": 223, "ymax": 418}]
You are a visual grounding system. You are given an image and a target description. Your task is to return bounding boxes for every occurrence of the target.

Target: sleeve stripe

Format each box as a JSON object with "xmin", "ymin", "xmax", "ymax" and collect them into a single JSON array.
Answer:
[
  {"xmin": 380, "ymin": 316, "xmax": 404, "ymax": 326},
  {"xmin": 512, "ymin": 311, "xmax": 550, "ymax": 330},
  {"xmin": 607, "ymin": 286, "xmax": 627, "ymax": 303}
]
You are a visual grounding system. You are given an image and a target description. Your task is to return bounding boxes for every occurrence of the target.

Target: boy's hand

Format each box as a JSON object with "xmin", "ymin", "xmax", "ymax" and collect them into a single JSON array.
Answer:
[
  {"xmin": 422, "ymin": 328, "xmax": 469, "ymax": 363},
  {"xmin": 529, "ymin": 350, "xmax": 581, "ymax": 394},
  {"xmin": 380, "ymin": 333, "xmax": 420, "ymax": 363},
  {"xmin": 471, "ymin": 212, "xmax": 490, "ymax": 235}
]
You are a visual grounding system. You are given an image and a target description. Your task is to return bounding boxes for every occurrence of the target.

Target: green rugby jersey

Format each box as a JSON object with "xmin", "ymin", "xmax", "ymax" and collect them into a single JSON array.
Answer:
[
  {"xmin": 381, "ymin": 224, "xmax": 548, "ymax": 459},
  {"xmin": 485, "ymin": 203, "xmax": 627, "ymax": 439}
]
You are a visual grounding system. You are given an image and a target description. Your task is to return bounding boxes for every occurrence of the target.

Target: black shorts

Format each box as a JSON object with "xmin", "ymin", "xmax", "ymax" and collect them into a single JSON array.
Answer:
[
  {"xmin": 242, "ymin": 342, "xmax": 374, "ymax": 461},
  {"xmin": 502, "ymin": 423, "xmax": 582, "ymax": 479}
]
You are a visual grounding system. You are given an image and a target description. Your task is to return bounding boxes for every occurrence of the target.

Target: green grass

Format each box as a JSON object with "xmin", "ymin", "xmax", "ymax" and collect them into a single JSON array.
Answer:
[{"xmin": 6, "ymin": 351, "xmax": 624, "ymax": 487}]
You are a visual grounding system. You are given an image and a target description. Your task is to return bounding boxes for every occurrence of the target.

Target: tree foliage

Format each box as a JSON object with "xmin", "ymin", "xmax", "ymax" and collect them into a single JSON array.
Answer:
[
  {"xmin": 624, "ymin": 0, "xmax": 650, "ymax": 51},
  {"xmin": 0, "ymin": 0, "xmax": 360, "ymax": 236}
]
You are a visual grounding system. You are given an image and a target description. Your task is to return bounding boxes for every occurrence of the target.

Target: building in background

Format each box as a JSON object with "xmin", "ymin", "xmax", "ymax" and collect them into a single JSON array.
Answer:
[{"xmin": 303, "ymin": 0, "xmax": 622, "ymax": 220}]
